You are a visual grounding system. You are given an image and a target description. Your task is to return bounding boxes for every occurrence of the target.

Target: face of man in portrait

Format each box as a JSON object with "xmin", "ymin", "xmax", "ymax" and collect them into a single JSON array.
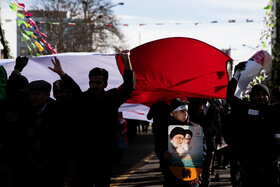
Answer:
[
  {"xmin": 171, "ymin": 134, "xmax": 184, "ymax": 148},
  {"xmin": 184, "ymin": 134, "xmax": 192, "ymax": 145},
  {"xmin": 182, "ymin": 133, "xmax": 192, "ymax": 152}
]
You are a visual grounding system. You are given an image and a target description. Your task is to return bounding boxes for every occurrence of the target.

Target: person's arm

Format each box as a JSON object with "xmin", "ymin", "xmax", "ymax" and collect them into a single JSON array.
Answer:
[
  {"xmin": 6, "ymin": 56, "xmax": 29, "ymax": 99},
  {"xmin": 48, "ymin": 56, "xmax": 66, "ymax": 77},
  {"xmin": 226, "ymin": 78, "xmax": 238, "ymax": 106},
  {"xmin": 60, "ymin": 74, "xmax": 82, "ymax": 97},
  {"xmin": 226, "ymin": 61, "xmax": 247, "ymax": 106},
  {"xmin": 119, "ymin": 49, "xmax": 133, "ymax": 70},
  {"xmin": 48, "ymin": 57, "xmax": 82, "ymax": 96},
  {"xmin": 117, "ymin": 50, "xmax": 135, "ymax": 103}
]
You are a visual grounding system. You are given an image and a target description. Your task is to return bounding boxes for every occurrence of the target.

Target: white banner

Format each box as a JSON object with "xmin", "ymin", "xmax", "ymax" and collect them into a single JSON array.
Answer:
[
  {"xmin": 234, "ymin": 50, "xmax": 272, "ymax": 99},
  {"xmin": 0, "ymin": 53, "xmax": 152, "ymax": 122}
]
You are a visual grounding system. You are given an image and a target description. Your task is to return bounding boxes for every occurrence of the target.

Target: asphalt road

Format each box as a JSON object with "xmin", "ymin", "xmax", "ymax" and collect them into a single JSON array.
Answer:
[{"xmin": 110, "ymin": 124, "xmax": 232, "ymax": 187}]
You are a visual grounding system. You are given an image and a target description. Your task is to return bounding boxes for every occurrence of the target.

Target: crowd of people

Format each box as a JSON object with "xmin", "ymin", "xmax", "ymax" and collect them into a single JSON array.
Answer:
[
  {"xmin": 147, "ymin": 61, "xmax": 280, "ymax": 187},
  {"xmin": 0, "ymin": 53, "xmax": 279, "ymax": 187},
  {"xmin": 0, "ymin": 51, "xmax": 135, "ymax": 187}
]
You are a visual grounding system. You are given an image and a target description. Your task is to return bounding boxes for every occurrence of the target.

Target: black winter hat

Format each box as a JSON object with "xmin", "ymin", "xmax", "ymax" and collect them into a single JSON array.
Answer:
[
  {"xmin": 170, "ymin": 127, "xmax": 186, "ymax": 139},
  {"xmin": 29, "ymin": 80, "xmax": 51, "ymax": 93},
  {"xmin": 249, "ymin": 84, "xmax": 270, "ymax": 99}
]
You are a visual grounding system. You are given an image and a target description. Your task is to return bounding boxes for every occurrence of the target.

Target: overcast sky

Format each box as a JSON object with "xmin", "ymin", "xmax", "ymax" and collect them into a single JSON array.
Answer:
[
  {"xmin": 1, "ymin": 0, "xmax": 271, "ymax": 63},
  {"xmin": 110, "ymin": 0, "xmax": 271, "ymax": 63}
]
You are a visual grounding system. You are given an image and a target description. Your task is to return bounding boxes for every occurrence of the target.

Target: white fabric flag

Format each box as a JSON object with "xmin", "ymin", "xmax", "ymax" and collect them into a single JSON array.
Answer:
[
  {"xmin": 0, "ymin": 52, "xmax": 152, "ymax": 122},
  {"xmin": 234, "ymin": 50, "xmax": 272, "ymax": 99}
]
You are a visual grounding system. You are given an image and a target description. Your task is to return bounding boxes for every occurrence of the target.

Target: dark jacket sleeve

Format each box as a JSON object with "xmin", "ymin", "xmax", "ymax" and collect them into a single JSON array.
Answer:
[
  {"xmin": 226, "ymin": 78, "xmax": 243, "ymax": 108},
  {"xmin": 117, "ymin": 69, "xmax": 135, "ymax": 104},
  {"xmin": 61, "ymin": 74, "xmax": 82, "ymax": 97},
  {"xmin": 6, "ymin": 72, "xmax": 28, "ymax": 100},
  {"xmin": 226, "ymin": 78, "xmax": 237, "ymax": 104}
]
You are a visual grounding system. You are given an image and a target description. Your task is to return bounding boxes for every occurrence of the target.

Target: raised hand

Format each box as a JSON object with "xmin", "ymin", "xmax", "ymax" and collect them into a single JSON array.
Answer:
[
  {"xmin": 119, "ymin": 49, "xmax": 132, "ymax": 70},
  {"xmin": 48, "ymin": 56, "xmax": 66, "ymax": 77},
  {"xmin": 15, "ymin": 56, "xmax": 28, "ymax": 72}
]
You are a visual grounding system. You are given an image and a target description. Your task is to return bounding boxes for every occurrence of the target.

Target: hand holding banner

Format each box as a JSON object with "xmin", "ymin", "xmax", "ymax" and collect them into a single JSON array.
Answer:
[{"xmin": 234, "ymin": 50, "xmax": 272, "ymax": 99}]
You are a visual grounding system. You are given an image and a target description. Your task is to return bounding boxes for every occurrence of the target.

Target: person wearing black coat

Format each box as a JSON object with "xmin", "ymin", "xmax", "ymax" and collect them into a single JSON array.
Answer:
[
  {"xmin": 4, "ymin": 57, "xmax": 69, "ymax": 187},
  {"xmin": 48, "ymin": 51, "xmax": 135, "ymax": 187},
  {"xmin": 226, "ymin": 62, "xmax": 279, "ymax": 187}
]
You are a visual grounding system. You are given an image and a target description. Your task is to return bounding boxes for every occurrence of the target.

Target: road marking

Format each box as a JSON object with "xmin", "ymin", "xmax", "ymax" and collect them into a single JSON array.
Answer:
[{"xmin": 110, "ymin": 152, "xmax": 155, "ymax": 186}]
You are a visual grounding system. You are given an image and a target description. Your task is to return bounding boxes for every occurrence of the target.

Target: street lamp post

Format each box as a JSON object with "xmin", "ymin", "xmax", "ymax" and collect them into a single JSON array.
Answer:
[
  {"xmin": 110, "ymin": 2, "xmax": 124, "ymax": 8},
  {"xmin": 242, "ymin": 44, "xmax": 257, "ymax": 51}
]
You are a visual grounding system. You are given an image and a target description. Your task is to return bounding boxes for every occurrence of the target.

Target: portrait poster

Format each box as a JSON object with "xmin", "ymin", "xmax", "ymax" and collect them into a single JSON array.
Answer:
[{"xmin": 168, "ymin": 125, "xmax": 204, "ymax": 181}]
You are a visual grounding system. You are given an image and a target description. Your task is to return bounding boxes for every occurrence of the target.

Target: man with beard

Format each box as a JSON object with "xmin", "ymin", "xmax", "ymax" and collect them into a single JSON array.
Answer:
[
  {"xmin": 226, "ymin": 62, "xmax": 279, "ymax": 187},
  {"xmin": 169, "ymin": 127, "xmax": 186, "ymax": 155},
  {"xmin": 182, "ymin": 129, "xmax": 193, "ymax": 152},
  {"xmin": 48, "ymin": 51, "xmax": 135, "ymax": 187}
]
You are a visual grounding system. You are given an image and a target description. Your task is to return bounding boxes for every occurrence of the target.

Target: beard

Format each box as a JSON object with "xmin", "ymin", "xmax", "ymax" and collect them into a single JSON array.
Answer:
[
  {"xmin": 171, "ymin": 141, "xmax": 184, "ymax": 153},
  {"xmin": 182, "ymin": 142, "xmax": 192, "ymax": 152}
]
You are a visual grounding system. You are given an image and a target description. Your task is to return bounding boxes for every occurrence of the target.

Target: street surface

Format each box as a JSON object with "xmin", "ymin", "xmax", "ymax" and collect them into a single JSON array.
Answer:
[{"xmin": 110, "ymin": 124, "xmax": 232, "ymax": 186}]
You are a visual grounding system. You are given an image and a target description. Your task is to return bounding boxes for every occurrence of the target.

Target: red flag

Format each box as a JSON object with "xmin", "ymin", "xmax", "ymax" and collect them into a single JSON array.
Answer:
[{"xmin": 116, "ymin": 37, "xmax": 232, "ymax": 106}]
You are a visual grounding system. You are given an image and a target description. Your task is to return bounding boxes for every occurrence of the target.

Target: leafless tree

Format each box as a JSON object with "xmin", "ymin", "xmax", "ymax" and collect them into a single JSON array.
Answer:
[{"xmin": 30, "ymin": 0, "xmax": 127, "ymax": 53}]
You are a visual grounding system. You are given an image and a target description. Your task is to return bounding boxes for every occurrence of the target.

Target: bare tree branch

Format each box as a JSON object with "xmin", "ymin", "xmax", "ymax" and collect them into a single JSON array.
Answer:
[{"xmin": 29, "ymin": 0, "xmax": 127, "ymax": 53}]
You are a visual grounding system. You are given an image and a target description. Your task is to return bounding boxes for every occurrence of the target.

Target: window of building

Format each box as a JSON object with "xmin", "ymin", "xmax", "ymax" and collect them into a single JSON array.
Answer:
[
  {"xmin": 20, "ymin": 47, "xmax": 26, "ymax": 55},
  {"xmin": 20, "ymin": 36, "xmax": 25, "ymax": 42}
]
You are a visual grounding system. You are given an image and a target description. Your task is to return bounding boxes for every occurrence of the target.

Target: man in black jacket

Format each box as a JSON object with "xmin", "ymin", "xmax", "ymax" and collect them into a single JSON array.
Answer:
[
  {"xmin": 5, "ymin": 57, "xmax": 69, "ymax": 187},
  {"xmin": 226, "ymin": 62, "xmax": 279, "ymax": 187},
  {"xmin": 48, "ymin": 51, "xmax": 135, "ymax": 187}
]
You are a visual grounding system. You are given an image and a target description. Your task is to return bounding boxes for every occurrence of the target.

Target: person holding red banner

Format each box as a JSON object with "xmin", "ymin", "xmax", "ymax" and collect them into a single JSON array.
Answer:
[{"xmin": 48, "ymin": 50, "xmax": 135, "ymax": 187}]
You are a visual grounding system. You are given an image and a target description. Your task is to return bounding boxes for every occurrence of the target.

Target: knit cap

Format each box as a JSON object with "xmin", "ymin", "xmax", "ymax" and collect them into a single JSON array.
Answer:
[{"xmin": 249, "ymin": 84, "xmax": 270, "ymax": 99}]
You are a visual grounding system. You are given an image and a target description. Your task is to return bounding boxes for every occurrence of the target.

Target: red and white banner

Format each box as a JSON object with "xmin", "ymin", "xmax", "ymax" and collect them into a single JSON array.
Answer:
[
  {"xmin": 0, "ymin": 37, "xmax": 232, "ymax": 121},
  {"xmin": 0, "ymin": 52, "xmax": 152, "ymax": 121},
  {"xmin": 234, "ymin": 50, "xmax": 272, "ymax": 99}
]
